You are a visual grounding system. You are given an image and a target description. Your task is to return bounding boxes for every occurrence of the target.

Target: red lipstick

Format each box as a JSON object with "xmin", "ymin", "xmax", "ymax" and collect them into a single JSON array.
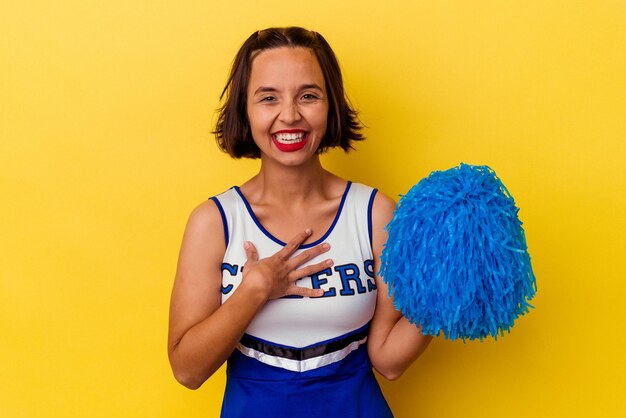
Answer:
[{"xmin": 272, "ymin": 130, "xmax": 309, "ymax": 152}]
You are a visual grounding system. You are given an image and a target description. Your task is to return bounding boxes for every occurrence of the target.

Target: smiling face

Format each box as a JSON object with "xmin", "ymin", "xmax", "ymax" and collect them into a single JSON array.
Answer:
[{"xmin": 246, "ymin": 47, "xmax": 329, "ymax": 166}]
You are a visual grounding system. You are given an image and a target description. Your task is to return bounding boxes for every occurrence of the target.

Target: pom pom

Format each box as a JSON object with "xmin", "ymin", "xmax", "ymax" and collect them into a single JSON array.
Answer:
[{"xmin": 380, "ymin": 163, "xmax": 537, "ymax": 341}]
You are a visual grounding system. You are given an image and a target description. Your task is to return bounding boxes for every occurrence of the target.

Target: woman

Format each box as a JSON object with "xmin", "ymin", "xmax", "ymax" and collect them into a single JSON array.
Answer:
[{"xmin": 168, "ymin": 27, "xmax": 432, "ymax": 417}]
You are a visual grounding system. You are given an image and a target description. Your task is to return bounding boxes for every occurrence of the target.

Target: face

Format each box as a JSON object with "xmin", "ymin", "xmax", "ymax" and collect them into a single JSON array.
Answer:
[{"xmin": 246, "ymin": 47, "xmax": 329, "ymax": 165}]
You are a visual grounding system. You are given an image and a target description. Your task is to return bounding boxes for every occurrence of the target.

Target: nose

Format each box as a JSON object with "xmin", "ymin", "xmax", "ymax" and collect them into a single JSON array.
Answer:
[{"xmin": 278, "ymin": 99, "xmax": 302, "ymax": 124}]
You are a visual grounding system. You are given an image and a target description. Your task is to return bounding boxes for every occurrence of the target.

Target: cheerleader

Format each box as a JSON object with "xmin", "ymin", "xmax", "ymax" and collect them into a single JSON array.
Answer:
[{"xmin": 167, "ymin": 27, "xmax": 431, "ymax": 417}]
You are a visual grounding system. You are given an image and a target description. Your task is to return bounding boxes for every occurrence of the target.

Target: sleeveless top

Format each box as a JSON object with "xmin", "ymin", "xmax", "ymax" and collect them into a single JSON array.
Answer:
[{"xmin": 210, "ymin": 181, "xmax": 393, "ymax": 418}]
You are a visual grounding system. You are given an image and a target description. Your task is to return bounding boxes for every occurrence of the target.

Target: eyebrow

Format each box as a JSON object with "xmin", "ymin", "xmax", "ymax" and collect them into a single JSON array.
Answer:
[{"xmin": 253, "ymin": 83, "xmax": 324, "ymax": 95}]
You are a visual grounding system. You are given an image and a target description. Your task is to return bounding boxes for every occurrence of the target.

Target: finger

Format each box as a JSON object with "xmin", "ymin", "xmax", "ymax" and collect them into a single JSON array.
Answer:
[
  {"xmin": 276, "ymin": 229, "xmax": 312, "ymax": 260},
  {"xmin": 289, "ymin": 259, "xmax": 334, "ymax": 281},
  {"xmin": 243, "ymin": 241, "xmax": 259, "ymax": 262},
  {"xmin": 287, "ymin": 242, "xmax": 331, "ymax": 269},
  {"xmin": 286, "ymin": 285, "xmax": 325, "ymax": 298}
]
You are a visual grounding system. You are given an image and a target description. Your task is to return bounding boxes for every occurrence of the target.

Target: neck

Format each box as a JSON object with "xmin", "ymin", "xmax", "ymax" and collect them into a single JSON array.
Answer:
[{"xmin": 254, "ymin": 155, "xmax": 328, "ymax": 204}]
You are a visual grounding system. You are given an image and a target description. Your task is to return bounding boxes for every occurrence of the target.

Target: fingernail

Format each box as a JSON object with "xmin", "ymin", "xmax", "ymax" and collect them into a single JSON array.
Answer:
[
  {"xmin": 322, "ymin": 243, "xmax": 330, "ymax": 250},
  {"xmin": 243, "ymin": 241, "xmax": 250, "ymax": 249},
  {"xmin": 305, "ymin": 228, "xmax": 312, "ymax": 235},
  {"xmin": 326, "ymin": 259, "xmax": 333, "ymax": 266}
]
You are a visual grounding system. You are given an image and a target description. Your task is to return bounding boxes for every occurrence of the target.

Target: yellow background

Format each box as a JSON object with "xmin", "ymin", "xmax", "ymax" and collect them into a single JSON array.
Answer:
[{"xmin": 1, "ymin": 1, "xmax": 625, "ymax": 417}]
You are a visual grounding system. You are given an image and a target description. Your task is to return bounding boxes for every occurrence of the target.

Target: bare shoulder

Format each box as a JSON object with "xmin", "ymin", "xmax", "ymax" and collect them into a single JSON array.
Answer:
[
  {"xmin": 371, "ymin": 190, "xmax": 396, "ymax": 226},
  {"xmin": 187, "ymin": 199, "xmax": 223, "ymax": 231},
  {"xmin": 180, "ymin": 199, "xmax": 224, "ymax": 243},
  {"xmin": 176, "ymin": 199, "xmax": 226, "ymax": 279}
]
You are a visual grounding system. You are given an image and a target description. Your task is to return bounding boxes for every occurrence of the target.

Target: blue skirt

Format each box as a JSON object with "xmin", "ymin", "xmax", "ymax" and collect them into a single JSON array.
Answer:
[{"xmin": 221, "ymin": 344, "xmax": 393, "ymax": 418}]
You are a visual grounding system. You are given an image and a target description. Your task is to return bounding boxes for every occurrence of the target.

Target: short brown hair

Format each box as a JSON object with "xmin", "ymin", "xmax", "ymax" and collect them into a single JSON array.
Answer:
[{"xmin": 214, "ymin": 27, "xmax": 365, "ymax": 159}]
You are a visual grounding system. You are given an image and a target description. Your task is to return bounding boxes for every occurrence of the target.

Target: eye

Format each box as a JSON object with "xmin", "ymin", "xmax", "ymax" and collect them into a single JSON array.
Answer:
[
  {"xmin": 301, "ymin": 93, "xmax": 319, "ymax": 101},
  {"xmin": 259, "ymin": 95, "xmax": 276, "ymax": 103}
]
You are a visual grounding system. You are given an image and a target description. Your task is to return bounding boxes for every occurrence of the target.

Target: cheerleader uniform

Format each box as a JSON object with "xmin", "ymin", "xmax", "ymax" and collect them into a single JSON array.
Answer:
[{"xmin": 210, "ymin": 181, "xmax": 393, "ymax": 418}]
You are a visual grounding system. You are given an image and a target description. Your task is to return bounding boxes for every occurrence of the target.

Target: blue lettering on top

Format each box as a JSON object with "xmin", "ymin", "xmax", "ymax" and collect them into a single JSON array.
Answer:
[
  {"xmin": 310, "ymin": 267, "xmax": 337, "ymax": 297},
  {"xmin": 364, "ymin": 259, "xmax": 377, "ymax": 291},
  {"xmin": 221, "ymin": 263, "xmax": 237, "ymax": 295},
  {"xmin": 335, "ymin": 263, "xmax": 366, "ymax": 296}
]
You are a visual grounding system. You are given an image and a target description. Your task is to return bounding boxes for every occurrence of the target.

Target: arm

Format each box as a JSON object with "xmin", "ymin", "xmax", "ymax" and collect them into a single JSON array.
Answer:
[
  {"xmin": 367, "ymin": 193, "xmax": 433, "ymax": 381},
  {"xmin": 167, "ymin": 201, "xmax": 329, "ymax": 389}
]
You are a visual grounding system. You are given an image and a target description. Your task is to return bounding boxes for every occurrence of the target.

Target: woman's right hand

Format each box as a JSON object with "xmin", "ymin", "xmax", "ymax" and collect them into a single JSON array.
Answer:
[{"xmin": 242, "ymin": 229, "xmax": 333, "ymax": 300}]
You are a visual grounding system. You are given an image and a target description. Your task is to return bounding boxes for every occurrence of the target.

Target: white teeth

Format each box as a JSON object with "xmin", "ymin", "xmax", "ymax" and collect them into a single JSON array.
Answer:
[{"xmin": 274, "ymin": 132, "xmax": 306, "ymax": 143}]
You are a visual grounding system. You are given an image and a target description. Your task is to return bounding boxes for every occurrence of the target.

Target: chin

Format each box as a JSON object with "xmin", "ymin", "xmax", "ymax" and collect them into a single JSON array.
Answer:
[{"xmin": 266, "ymin": 151, "xmax": 318, "ymax": 167}]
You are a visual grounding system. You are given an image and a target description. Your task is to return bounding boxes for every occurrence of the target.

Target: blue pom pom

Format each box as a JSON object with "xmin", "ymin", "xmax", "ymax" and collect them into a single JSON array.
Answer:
[{"xmin": 380, "ymin": 163, "xmax": 537, "ymax": 341}]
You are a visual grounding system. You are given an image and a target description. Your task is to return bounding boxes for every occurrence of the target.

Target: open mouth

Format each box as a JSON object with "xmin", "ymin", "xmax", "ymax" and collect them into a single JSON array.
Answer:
[{"xmin": 272, "ymin": 131, "xmax": 309, "ymax": 152}]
